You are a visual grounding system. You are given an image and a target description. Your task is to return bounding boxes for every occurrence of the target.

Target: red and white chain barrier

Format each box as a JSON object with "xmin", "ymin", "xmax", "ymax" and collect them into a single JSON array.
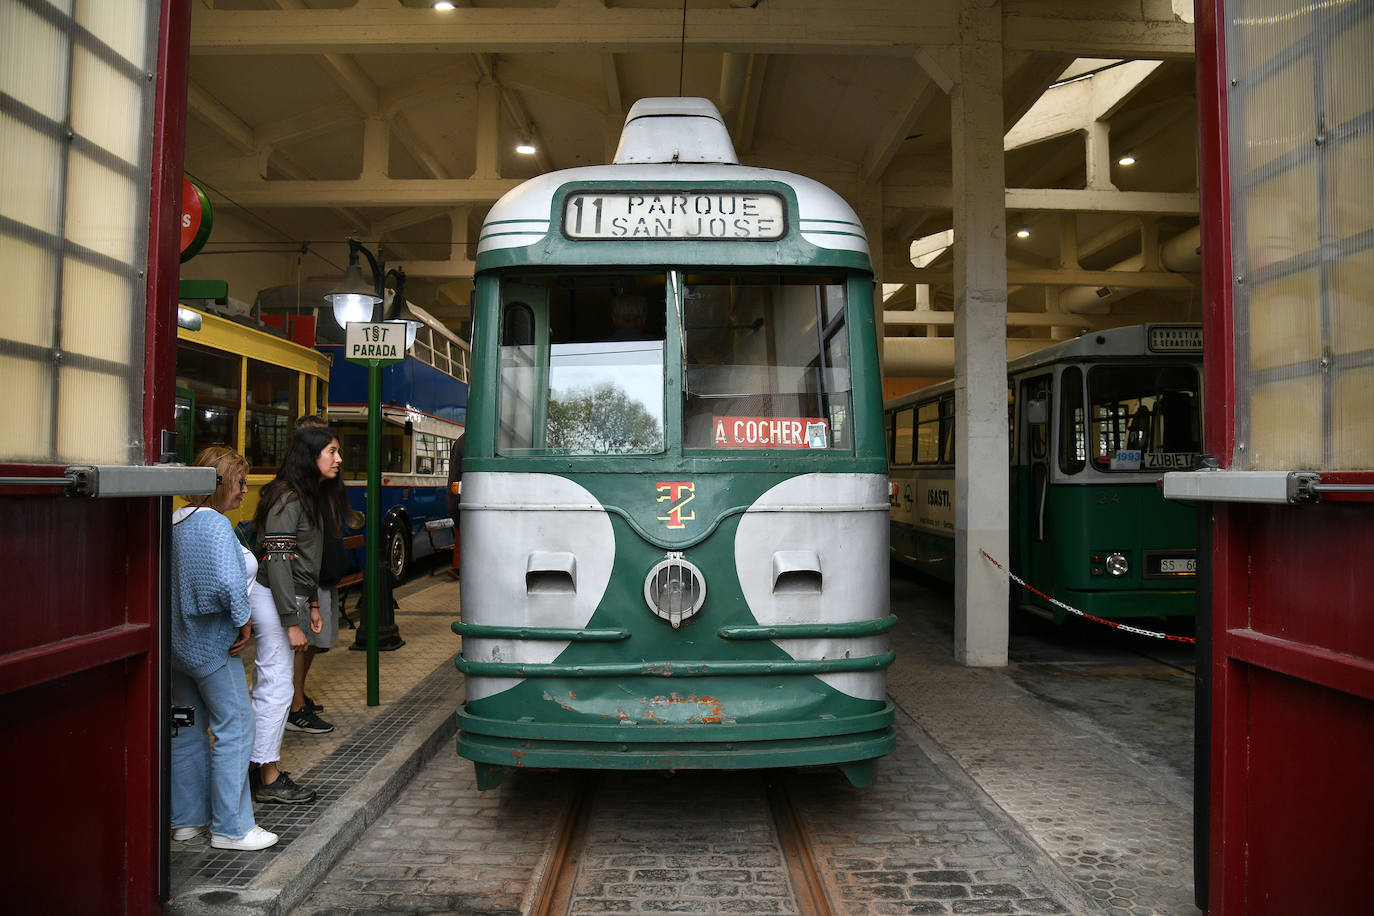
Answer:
[{"xmin": 979, "ymin": 549, "xmax": 1197, "ymax": 644}]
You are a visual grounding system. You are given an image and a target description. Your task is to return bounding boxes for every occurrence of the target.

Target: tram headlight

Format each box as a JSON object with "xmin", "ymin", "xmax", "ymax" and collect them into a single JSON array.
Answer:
[
  {"xmin": 1105, "ymin": 552, "xmax": 1130, "ymax": 577},
  {"xmin": 644, "ymin": 552, "xmax": 706, "ymax": 629}
]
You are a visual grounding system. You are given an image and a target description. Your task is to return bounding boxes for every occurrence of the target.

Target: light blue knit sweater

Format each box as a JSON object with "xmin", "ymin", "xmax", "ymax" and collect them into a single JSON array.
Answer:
[{"xmin": 170, "ymin": 508, "xmax": 251, "ymax": 679}]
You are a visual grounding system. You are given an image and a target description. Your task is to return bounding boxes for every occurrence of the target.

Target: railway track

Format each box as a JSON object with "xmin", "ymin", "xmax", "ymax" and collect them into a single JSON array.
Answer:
[{"xmin": 527, "ymin": 771, "xmax": 835, "ymax": 916}]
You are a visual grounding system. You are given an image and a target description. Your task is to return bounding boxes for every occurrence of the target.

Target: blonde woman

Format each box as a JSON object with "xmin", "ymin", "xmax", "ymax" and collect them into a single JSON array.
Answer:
[{"xmin": 169, "ymin": 447, "xmax": 278, "ymax": 851}]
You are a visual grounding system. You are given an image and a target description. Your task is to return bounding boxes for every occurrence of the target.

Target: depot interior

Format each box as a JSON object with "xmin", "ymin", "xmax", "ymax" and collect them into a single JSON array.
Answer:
[{"xmin": 177, "ymin": 0, "xmax": 1204, "ymax": 400}]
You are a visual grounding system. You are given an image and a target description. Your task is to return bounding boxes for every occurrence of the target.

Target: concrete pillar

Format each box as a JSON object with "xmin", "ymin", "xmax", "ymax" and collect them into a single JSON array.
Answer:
[
  {"xmin": 361, "ymin": 118, "xmax": 388, "ymax": 178},
  {"xmin": 473, "ymin": 78, "xmax": 500, "ymax": 179},
  {"xmin": 951, "ymin": 0, "xmax": 1008, "ymax": 667},
  {"xmin": 1085, "ymin": 120, "xmax": 1116, "ymax": 190}
]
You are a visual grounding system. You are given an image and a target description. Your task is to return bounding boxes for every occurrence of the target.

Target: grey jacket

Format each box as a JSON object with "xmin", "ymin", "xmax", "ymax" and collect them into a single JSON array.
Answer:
[{"xmin": 255, "ymin": 494, "xmax": 322, "ymax": 629}]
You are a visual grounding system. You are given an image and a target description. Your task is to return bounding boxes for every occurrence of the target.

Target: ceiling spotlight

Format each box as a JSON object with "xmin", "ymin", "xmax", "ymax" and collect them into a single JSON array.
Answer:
[
  {"xmin": 1118, "ymin": 154, "xmax": 1137, "ymax": 166},
  {"xmin": 515, "ymin": 142, "xmax": 537, "ymax": 155},
  {"xmin": 433, "ymin": 2, "xmax": 456, "ymax": 10},
  {"xmin": 1015, "ymin": 228, "xmax": 1031, "ymax": 239}
]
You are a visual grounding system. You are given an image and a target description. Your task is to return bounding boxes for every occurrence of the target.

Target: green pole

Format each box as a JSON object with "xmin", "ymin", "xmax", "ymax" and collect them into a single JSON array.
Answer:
[{"xmin": 364, "ymin": 360, "xmax": 382, "ymax": 706}]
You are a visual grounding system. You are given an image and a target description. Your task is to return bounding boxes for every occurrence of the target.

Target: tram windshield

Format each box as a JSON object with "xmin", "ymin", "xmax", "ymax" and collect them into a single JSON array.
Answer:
[
  {"xmin": 1068, "ymin": 364, "xmax": 1202, "ymax": 472},
  {"xmin": 682, "ymin": 273, "xmax": 851, "ymax": 451},
  {"xmin": 498, "ymin": 275, "xmax": 667, "ymax": 455},
  {"xmin": 495, "ymin": 271, "xmax": 853, "ymax": 455}
]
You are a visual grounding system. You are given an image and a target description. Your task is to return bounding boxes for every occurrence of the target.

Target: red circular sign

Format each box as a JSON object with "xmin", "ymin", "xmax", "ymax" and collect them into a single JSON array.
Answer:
[{"xmin": 180, "ymin": 177, "xmax": 213, "ymax": 262}]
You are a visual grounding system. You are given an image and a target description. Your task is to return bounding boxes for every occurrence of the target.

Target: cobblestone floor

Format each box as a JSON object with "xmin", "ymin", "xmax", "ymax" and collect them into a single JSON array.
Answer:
[
  {"xmin": 886, "ymin": 576, "xmax": 1200, "ymax": 916},
  {"xmin": 294, "ymin": 752, "xmax": 1074, "ymax": 916},
  {"xmin": 293, "ymin": 757, "xmax": 566, "ymax": 915},
  {"xmin": 284, "ymin": 572, "xmax": 1199, "ymax": 916},
  {"xmin": 566, "ymin": 773, "xmax": 798, "ymax": 915},
  {"xmin": 789, "ymin": 723, "xmax": 1070, "ymax": 916}
]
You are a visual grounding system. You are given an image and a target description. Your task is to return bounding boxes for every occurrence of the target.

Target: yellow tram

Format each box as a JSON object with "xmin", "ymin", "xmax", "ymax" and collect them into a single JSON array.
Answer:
[{"xmin": 174, "ymin": 303, "xmax": 331, "ymax": 526}]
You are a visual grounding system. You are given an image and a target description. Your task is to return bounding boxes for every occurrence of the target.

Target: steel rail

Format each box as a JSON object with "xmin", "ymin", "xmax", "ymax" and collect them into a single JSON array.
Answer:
[
  {"xmin": 528, "ymin": 775, "xmax": 597, "ymax": 916},
  {"xmin": 767, "ymin": 777, "xmax": 834, "ymax": 916}
]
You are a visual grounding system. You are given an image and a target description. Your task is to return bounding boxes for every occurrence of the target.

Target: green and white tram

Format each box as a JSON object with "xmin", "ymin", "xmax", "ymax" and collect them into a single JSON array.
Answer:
[
  {"xmin": 888, "ymin": 324, "xmax": 1204, "ymax": 623},
  {"xmin": 454, "ymin": 98, "xmax": 894, "ymax": 789}
]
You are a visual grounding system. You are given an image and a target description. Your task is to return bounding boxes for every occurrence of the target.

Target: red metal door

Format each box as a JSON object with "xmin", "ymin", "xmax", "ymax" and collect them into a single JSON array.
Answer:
[
  {"xmin": 0, "ymin": 3, "xmax": 190, "ymax": 911},
  {"xmin": 1193, "ymin": 3, "xmax": 1374, "ymax": 913}
]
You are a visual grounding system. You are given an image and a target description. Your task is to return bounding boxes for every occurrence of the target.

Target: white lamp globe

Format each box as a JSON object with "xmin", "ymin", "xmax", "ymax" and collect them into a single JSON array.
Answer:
[{"xmin": 324, "ymin": 262, "xmax": 382, "ymax": 327}]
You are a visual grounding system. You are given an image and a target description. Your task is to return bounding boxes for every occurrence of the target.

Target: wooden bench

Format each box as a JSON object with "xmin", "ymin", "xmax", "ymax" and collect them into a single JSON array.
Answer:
[{"xmin": 335, "ymin": 534, "xmax": 366, "ymax": 629}]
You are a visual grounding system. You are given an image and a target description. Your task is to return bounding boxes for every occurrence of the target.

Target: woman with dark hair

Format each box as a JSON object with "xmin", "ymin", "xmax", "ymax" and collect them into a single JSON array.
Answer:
[{"xmin": 248, "ymin": 425, "xmax": 344, "ymax": 804}]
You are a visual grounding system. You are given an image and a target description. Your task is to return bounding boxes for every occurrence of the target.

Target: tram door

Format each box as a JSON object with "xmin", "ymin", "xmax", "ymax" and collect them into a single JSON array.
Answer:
[
  {"xmin": 1015, "ymin": 375, "xmax": 1053, "ymax": 607},
  {"xmin": 1190, "ymin": 2, "xmax": 1374, "ymax": 913}
]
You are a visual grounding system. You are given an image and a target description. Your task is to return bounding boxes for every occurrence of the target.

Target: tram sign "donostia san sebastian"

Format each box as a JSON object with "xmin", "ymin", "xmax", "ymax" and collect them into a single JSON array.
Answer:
[{"xmin": 563, "ymin": 191, "xmax": 785, "ymax": 240}]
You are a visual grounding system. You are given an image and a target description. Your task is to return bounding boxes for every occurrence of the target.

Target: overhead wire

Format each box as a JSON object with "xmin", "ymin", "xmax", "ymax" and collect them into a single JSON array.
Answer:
[
  {"xmin": 183, "ymin": 171, "xmax": 346, "ymax": 275},
  {"xmin": 677, "ymin": 0, "xmax": 687, "ymax": 96}
]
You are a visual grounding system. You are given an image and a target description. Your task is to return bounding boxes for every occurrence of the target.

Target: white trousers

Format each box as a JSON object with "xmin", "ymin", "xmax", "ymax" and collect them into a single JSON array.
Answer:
[{"xmin": 249, "ymin": 587, "xmax": 295, "ymax": 764}]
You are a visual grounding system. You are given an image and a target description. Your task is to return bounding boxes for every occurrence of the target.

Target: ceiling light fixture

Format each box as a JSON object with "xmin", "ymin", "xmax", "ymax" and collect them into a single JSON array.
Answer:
[
  {"xmin": 1118, "ymin": 154, "xmax": 1137, "ymax": 166},
  {"xmin": 433, "ymin": 2, "xmax": 456, "ymax": 10},
  {"xmin": 1015, "ymin": 228, "xmax": 1031, "ymax": 239},
  {"xmin": 515, "ymin": 142, "xmax": 537, "ymax": 155}
]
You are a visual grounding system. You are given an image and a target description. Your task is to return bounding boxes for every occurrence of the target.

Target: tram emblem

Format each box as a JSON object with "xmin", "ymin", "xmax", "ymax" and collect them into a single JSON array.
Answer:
[{"xmin": 655, "ymin": 481, "xmax": 696, "ymax": 530}]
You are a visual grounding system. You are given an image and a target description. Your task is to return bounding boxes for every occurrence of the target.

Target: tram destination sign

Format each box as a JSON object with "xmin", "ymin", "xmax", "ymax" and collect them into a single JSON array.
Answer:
[
  {"xmin": 345, "ymin": 321, "xmax": 407, "ymax": 366},
  {"xmin": 563, "ymin": 191, "xmax": 785, "ymax": 240},
  {"xmin": 1147, "ymin": 325, "xmax": 1203, "ymax": 352}
]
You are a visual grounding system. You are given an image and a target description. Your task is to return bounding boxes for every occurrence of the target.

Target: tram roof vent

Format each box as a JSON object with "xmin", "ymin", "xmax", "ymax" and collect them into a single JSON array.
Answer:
[{"xmin": 613, "ymin": 97, "xmax": 739, "ymax": 166}]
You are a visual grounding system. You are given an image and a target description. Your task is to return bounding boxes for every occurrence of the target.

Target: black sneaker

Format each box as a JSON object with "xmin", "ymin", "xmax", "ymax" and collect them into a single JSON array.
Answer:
[
  {"xmin": 254, "ymin": 772, "xmax": 316, "ymax": 805},
  {"xmin": 303, "ymin": 694, "xmax": 323, "ymax": 713},
  {"xmin": 286, "ymin": 707, "xmax": 334, "ymax": 734}
]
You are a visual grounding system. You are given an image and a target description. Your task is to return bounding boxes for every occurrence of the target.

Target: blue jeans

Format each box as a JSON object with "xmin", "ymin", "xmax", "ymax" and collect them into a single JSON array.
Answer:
[{"xmin": 171, "ymin": 656, "xmax": 256, "ymax": 839}]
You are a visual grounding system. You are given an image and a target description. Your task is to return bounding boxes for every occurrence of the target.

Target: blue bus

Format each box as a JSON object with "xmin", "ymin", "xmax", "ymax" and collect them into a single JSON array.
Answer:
[{"xmin": 318, "ymin": 303, "xmax": 469, "ymax": 580}]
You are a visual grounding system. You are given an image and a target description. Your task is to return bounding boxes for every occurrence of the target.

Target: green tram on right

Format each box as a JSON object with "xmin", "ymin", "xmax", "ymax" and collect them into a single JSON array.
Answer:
[{"xmin": 887, "ymin": 324, "xmax": 1204, "ymax": 623}]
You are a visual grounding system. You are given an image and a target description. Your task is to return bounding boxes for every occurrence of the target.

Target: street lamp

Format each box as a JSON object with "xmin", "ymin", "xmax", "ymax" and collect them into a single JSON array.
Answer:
[{"xmin": 325, "ymin": 239, "xmax": 408, "ymax": 703}]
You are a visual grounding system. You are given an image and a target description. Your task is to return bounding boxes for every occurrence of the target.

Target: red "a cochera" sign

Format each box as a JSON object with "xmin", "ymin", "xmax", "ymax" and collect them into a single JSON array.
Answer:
[{"xmin": 712, "ymin": 416, "xmax": 829, "ymax": 449}]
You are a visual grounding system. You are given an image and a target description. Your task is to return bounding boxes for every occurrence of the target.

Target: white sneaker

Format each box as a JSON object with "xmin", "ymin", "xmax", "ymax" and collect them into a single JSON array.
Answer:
[
  {"xmin": 210, "ymin": 826, "xmax": 279, "ymax": 851},
  {"xmin": 171, "ymin": 825, "xmax": 205, "ymax": 841}
]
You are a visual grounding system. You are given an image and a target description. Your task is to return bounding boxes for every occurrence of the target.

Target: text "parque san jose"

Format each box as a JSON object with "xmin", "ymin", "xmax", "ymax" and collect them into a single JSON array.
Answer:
[{"xmin": 564, "ymin": 191, "xmax": 786, "ymax": 240}]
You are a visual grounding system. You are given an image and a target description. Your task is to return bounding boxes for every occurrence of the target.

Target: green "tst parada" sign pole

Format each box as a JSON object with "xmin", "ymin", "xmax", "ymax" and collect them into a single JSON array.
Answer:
[{"xmin": 344, "ymin": 321, "xmax": 406, "ymax": 706}]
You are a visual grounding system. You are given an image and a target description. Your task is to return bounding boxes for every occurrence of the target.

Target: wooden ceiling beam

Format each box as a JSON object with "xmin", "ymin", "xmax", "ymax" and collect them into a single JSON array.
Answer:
[{"xmin": 192, "ymin": 3, "xmax": 1191, "ymax": 59}]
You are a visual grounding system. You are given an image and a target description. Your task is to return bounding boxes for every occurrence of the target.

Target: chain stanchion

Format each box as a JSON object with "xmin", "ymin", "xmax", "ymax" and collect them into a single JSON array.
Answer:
[{"xmin": 979, "ymin": 549, "xmax": 1197, "ymax": 644}]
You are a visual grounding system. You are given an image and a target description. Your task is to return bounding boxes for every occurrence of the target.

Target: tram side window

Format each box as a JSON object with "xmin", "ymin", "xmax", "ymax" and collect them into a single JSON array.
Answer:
[
  {"xmin": 498, "ymin": 301, "xmax": 539, "ymax": 452},
  {"xmin": 245, "ymin": 359, "xmax": 298, "ymax": 472},
  {"xmin": 683, "ymin": 274, "xmax": 852, "ymax": 451},
  {"xmin": 432, "ymin": 337, "xmax": 452, "ymax": 376},
  {"xmin": 176, "ymin": 341, "xmax": 239, "ymax": 455},
  {"xmin": 915, "ymin": 402, "xmax": 941, "ymax": 463},
  {"xmin": 1059, "ymin": 367, "xmax": 1086, "ymax": 474},
  {"xmin": 497, "ymin": 276, "xmax": 666, "ymax": 456},
  {"xmin": 893, "ymin": 407, "xmax": 914, "ymax": 465},
  {"xmin": 1022, "ymin": 376, "xmax": 1051, "ymax": 462},
  {"xmin": 1087, "ymin": 365, "xmax": 1202, "ymax": 471},
  {"xmin": 939, "ymin": 396, "xmax": 955, "ymax": 464},
  {"xmin": 335, "ymin": 419, "xmax": 411, "ymax": 479},
  {"xmin": 1007, "ymin": 385, "xmax": 1016, "ymax": 463},
  {"xmin": 413, "ymin": 326, "xmax": 434, "ymax": 366},
  {"xmin": 415, "ymin": 431, "xmax": 454, "ymax": 477}
]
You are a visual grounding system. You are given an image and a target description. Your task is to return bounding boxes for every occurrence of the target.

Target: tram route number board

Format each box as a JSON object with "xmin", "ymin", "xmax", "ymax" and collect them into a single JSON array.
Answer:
[
  {"xmin": 345, "ymin": 321, "xmax": 407, "ymax": 366},
  {"xmin": 563, "ymin": 191, "xmax": 785, "ymax": 240}
]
